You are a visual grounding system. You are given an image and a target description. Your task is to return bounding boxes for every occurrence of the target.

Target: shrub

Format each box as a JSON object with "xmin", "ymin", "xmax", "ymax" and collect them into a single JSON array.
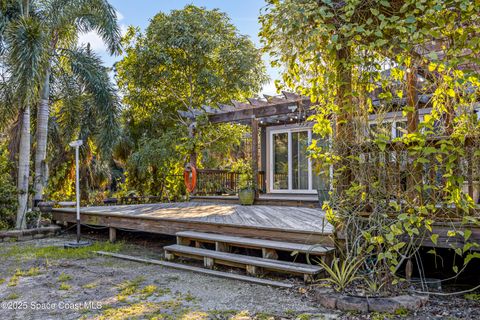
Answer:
[{"xmin": 0, "ymin": 142, "xmax": 17, "ymax": 230}]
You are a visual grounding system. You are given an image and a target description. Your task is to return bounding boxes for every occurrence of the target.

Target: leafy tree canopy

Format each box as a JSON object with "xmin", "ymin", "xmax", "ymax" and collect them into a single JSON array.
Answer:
[{"xmin": 115, "ymin": 5, "xmax": 268, "ymax": 196}]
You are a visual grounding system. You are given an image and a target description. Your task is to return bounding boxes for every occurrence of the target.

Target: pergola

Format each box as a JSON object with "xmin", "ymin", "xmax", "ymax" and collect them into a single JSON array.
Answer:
[{"xmin": 180, "ymin": 91, "xmax": 313, "ymax": 196}]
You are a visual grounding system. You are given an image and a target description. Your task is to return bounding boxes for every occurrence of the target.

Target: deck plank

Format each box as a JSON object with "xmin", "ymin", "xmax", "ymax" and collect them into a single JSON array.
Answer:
[
  {"xmin": 53, "ymin": 202, "xmax": 333, "ymax": 244},
  {"xmin": 176, "ymin": 231, "xmax": 333, "ymax": 254}
]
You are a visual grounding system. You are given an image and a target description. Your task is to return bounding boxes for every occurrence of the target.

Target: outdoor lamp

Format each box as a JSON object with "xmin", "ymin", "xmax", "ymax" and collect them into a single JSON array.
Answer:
[{"xmin": 65, "ymin": 139, "xmax": 91, "ymax": 248}]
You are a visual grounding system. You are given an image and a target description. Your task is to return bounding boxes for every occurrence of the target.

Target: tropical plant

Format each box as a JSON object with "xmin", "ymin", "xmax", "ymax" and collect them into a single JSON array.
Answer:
[
  {"xmin": 115, "ymin": 5, "xmax": 267, "ymax": 195},
  {"xmin": 44, "ymin": 48, "xmax": 121, "ymax": 203},
  {"xmin": 232, "ymin": 159, "xmax": 254, "ymax": 191},
  {"xmin": 0, "ymin": 0, "xmax": 121, "ymax": 227},
  {"xmin": 2, "ymin": 0, "xmax": 49, "ymax": 228},
  {"xmin": 31, "ymin": 0, "xmax": 121, "ymax": 204},
  {"xmin": 317, "ymin": 257, "xmax": 363, "ymax": 293}
]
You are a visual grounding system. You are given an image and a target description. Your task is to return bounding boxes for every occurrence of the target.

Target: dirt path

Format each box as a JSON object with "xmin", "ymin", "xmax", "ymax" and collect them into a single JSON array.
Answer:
[
  {"xmin": 1, "ymin": 234, "xmax": 479, "ymax": 320},
  {"xmin": 0, "ymin": 235, "xmax": 336, "ymax": 320}
]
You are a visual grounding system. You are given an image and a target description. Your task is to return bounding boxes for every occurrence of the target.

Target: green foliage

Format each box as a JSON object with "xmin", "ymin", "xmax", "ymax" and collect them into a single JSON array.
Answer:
[
  {"xmin": 261, "ymin": 0, "xmax": 480, "ymax": 294},
  {"xmin": 124, "ymin": 129, "xmax": 185, "ymax": 197},
  {"xmin": 44, "ymin": 47, "xmax": 121, "ymax": 202},
  {"xmin": 117, "ymin": 5, "xmax": 267, "ymax": 117},
  {"xmin": 0, "ymin": 141, "xmax": 17, "ymax": 229},
  {"xmin": 115, "ymin": 5, "xmax": 267, "ymax": 196},
  {"xmin": 232, "ymin": 158, "xmax": 254, "ymax": 190},
  {"xmin": 0, "ymin": 241, "xmax": 123, "ymax": 261},
  {"xmin": 465, "ymin": 293, "xmax": 480, "ymax": 301},
  {"xmin": 317, "ymin": 257, "xmax": 363, "ymax": 293}
]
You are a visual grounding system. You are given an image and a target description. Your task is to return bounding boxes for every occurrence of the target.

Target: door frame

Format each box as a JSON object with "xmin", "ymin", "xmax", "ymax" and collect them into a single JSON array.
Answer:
[{"xmin": 266, "ymin": 124, "xmax": 316, "ymax": 194}]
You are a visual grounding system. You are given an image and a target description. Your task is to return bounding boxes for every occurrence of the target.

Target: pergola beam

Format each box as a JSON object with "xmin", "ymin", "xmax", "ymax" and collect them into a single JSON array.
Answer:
[{"xmin": 208, "ymin": 99, "xmax": 310, "ymax": 124}]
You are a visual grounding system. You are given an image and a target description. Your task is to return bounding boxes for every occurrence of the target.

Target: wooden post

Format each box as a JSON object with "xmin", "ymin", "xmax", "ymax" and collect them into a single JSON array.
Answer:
[
  {"xmin": 251, "ymin": 117, "xmax": 259, "ymax": 198},
  {"xmin": 187, "ymin": 122, "xmax": 197, "ymax": 195},
  {"xmin": 262, "ymin": 248, "xmax": 278, "ymax": 260},
  {"xmin": 109, "ymin": 227, "xmax": 116, "ymax": 242},
  {"xmin": 215, "ymin": 241, "xmax": 230, "ymax": 252},
  {"xmin": 204, "ymin": 257, "xmax": 214, "ymax": 269},
  {"xmin": 335, "ymin": 47, "xmax": 353, "ymax": 196},
  {"xmin": 406, "ymin": 66, "xmax": 420, "ymax": 201}
]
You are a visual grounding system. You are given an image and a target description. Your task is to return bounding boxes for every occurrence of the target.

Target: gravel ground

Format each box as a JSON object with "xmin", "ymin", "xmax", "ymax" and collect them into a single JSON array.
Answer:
[{"xmin": 0, "ymin": 233, "xmax": 479, "ymax": 320}]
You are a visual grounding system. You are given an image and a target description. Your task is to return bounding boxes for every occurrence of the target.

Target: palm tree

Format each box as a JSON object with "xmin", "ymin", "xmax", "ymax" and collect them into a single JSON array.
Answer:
[
  {"xmin": 33, "ymin": 0, "xmax": 121, "ymax": 205},
  {"xmin": 4, "ymin": 0, "xmax": 49, "ymax": 228},
  {"xmin": 1, "ymin": 0, "xmax": 121, "ymax": 228},
  {"xmin": 46, "ymin": 46, "xmax": 121, "ymax": 202}
]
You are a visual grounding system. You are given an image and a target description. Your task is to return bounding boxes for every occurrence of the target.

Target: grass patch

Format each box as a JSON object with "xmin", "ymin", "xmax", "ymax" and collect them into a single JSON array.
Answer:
[
  {"xmin": 0, "ymin": 278, "xmax": 4, "ymax": 285},
  {"xmin": 5, "ymin": 293, "xmax": 19, "ymax": 300},
  {"xmin": 183, "ymin": 292, "xmax": 197, "ymax": 303},
  {"xmin": 465, "ymin": 293, "xmax": 480, "ymax": 301},
  {"xmin": 156, "ymin": 287, "xmax": 172, "ymax": 297},
  {"xmin": 58, "ymin": 273, "xmax": 72, "ymax": 282},
  {"xmin": 255, "ymin": 312, "xmax": 276, "ymax": 320},
  {"xmin": 394, "ymin": 306, "xmax": 409, "ymax": 316},
  {"xmin": 98, "ymin": 302, "xmax": 160, "ymax": 320},
  {"xmin": 116, "ymin": 276, "xmax": 145, "ymax": 302},
  {"xmin": 82, "ymin": 282, "xmax": 98, "ymax": 289},
  {"xmin": 59, "ymin": 283, "xmax": 71, "ymax": 290},
  {"xmin": 7, "ymin": 267, "xmax": 42, "ymax": 287},
  {"xmin": 0, "ymin": 241, "xmax": 124, "ymax": 261},
  {"xmin": 140, "ymin": 284, "xmax": 157, "ymax": 298}
]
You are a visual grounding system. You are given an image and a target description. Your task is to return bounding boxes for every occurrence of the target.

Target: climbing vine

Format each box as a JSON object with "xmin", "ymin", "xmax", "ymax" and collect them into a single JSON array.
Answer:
[{"xmin": 261, "ymin": 0, "xmax": 480, "ymax": 294}]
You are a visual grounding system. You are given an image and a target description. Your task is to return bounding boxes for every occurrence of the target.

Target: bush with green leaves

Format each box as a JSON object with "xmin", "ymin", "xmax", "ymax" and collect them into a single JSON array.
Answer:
[
  {"xmin": 0, "ymin": 142, "xmax": 17, "ymax": 230},
  {"xmin": 261, "ymin": 0, "xmax": 480, "ymax": 295}
]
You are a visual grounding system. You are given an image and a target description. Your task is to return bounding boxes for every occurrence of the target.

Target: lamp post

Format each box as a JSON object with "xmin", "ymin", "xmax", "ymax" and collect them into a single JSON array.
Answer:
[{"xmin": 65, "ymin": 140, "xmax": 90, "ymax": 248}]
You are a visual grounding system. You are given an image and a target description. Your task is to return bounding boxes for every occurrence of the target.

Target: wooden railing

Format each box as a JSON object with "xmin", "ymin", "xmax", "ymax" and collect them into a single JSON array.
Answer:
[
  {"xmin": 345, "ymin": 136, "xmax": 480, "ymax": 214},
  {"xmin": 195, "ymin": 169, "xmax": 266, "ymax": 196}
]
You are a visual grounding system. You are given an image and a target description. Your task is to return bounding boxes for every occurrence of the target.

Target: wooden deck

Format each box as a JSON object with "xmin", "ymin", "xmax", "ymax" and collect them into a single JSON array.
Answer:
[{"xmin": 52, "ymin": 202, "xmax": 333, "ymax": 245}]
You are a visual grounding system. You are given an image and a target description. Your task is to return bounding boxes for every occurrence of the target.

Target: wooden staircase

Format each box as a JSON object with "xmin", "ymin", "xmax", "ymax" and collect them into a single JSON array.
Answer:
[{"xmin": 164, "ymin": 231, "xmax": 335, "ymax": 283}]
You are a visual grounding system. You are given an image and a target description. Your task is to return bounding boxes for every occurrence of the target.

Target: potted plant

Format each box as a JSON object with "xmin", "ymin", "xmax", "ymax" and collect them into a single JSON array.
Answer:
[{"xmin": 232, "ymin": 160, "xmax": 255, "ymax": 205}]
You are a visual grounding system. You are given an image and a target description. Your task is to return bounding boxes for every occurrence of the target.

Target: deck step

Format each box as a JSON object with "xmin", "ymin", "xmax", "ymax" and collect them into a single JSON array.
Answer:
[
  {"xmin": 176, "ymin": 231, "xmax": 334, "ymax": 256},
  {"xmin": 164, "ymin": 244, "xmax": 322, "ymax": 280}
]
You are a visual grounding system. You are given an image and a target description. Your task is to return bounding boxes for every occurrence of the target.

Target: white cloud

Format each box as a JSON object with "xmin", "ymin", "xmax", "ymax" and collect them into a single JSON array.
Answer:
[
  {"xmin": 78, "ymin": 31, "xmax": 107, "ymax": 52},
  {"xmin": 77, "ymin": 10, "xmax": 126, "ymax": 54},
  {"xmin": 261, "ymin": 80, "xmax": 279, "ymax": 96},
  {"xmin": 116, "ymin": 10, "xmax": 124, "ymax": 21}
]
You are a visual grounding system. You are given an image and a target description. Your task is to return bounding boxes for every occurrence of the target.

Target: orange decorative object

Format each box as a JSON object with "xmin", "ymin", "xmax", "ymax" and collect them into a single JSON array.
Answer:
[{"xmin": 183, "ymin": 164, "xmax": 197, "ymax": 193}]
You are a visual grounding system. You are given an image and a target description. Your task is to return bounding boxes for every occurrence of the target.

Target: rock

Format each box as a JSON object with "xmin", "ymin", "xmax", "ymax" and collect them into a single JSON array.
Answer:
[
  {"xmin": 314, "ymin": 288, "xmax": 338, "ymax": 309},
  {"xmin": 336, "ymin": 295, "xmax": 368, "ymax": 313},
  {"xmin": 368, "ymin": 297, "xmax": 401, "ymax": 313},
  {"xmin": 392, "ymin": 294, "xmax": 427, "ymax": 310}
]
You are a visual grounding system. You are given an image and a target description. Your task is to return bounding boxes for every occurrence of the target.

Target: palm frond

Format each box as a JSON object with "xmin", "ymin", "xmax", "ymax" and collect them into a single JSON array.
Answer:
[
  {"xmin": 63, "ymin": 46, "xmax": 120, "ymax": 155},
  {"xmin": 5, "ymin": 15, "xmax": 49, "ymax": 104},
  {"xmin": 45, "ymin": 0, "xmax": 122, "ymax": 55}
]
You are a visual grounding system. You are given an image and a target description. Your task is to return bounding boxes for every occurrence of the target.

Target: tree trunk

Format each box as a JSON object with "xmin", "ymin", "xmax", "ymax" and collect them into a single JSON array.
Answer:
[
  {"xmin": 16, "ymin": 106, "xmax": 31, "ymax": 229},
  {"xmin": 335, "ymin": 47, "xmax": 353, "ymax": 195},
  {"xmin": 33, "ymin": 68, "xmax": 50, "ymax": 205}
]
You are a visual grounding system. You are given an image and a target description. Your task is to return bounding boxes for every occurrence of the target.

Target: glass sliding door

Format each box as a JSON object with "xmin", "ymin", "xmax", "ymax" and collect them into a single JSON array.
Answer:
[
  {"xmin": 270, "ymin": 127, "xmax": 322, "ymax": 193},
  {"xmin": 292, "ymin": 131, "xmax": 309, "ymax": 190},
  {"xmin": 272, "ymin": 132, "xmax": 288, "ymax": 190}
]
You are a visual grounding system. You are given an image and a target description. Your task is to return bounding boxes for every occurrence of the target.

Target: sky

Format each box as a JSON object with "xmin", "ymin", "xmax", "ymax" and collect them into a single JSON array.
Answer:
[{"xmin": 78, "ymin": 0, "xmax": 279, "ymax": 95}]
